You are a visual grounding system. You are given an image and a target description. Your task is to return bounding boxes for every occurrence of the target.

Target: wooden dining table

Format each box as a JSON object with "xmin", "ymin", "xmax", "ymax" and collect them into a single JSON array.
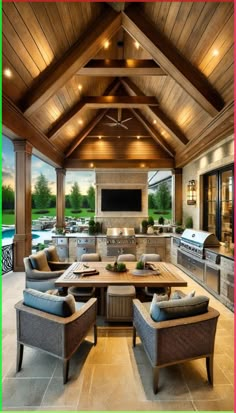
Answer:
[{"xmin": 55, "ymin": 261, "xmax": 188, "ymax": 314}]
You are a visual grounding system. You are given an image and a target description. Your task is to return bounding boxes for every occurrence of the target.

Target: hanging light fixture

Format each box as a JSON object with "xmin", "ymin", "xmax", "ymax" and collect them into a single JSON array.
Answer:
[{"xmin": 187, "ymin": 180, "xmax": 196, "ymax": 205}]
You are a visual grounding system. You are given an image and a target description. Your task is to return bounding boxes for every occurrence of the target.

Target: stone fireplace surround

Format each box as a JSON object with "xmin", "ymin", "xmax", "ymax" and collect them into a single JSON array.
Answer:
[{"xmin": 95, "ymin": 170, "xmax": 148, "ymax": 233}]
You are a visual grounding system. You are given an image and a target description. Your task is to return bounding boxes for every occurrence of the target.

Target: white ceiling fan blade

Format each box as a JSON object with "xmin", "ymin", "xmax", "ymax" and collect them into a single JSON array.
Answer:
[
  {"xmin": 106, "ymin": 115, "xmax": 117, "ymax": 123},
  {"xmin": 121, "ymin": 117, "xmax": 132, "ymax": 124},
  {"xmin": 118, "ymin": 108, "xmax": 122, "ymax": 122},
  {"xmin": 120, "ymin": 123, "xmax": 128, "ymax": 130}
]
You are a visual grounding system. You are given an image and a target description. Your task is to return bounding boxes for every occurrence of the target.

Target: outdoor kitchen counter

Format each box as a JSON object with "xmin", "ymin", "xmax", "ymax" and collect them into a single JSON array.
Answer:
[{"xmin": 205, "ymin": 245, "xmax": 234, "ymax": 260}]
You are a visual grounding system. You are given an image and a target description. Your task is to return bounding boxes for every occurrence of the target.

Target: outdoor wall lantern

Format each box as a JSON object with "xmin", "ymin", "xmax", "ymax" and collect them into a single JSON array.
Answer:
[{"xmin": 187, "ymin": 180, "xmax": 196, "ymax": 205}]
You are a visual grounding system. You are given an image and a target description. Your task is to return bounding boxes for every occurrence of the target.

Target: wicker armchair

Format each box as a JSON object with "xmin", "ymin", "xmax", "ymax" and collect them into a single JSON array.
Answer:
[
  {"xmin": 132, "ymin": 299, "xmax": 220, "ymax": 393},
  {"xmin": 24, "ymin": 251, "xmax": 65, "ymax": 292},
  {"xmin": 15, "ymin": 297, "xmax": 97, "ymax": 384}
]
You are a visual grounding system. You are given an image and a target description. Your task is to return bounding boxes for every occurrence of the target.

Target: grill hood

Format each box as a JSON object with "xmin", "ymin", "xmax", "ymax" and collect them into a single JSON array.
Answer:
[{"xmin": 181, "ymin": 229, "xmax": 220, "ymax": 247}]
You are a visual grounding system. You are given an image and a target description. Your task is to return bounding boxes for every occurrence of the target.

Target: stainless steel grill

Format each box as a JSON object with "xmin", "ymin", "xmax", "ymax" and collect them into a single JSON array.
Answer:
[
  {"xmin": 106, "ymin": 228, "xmax": 136, "ymax": 256},
  {"xmin": 180, "ymin": 229, "xmax": 219, "ymax": 258}
]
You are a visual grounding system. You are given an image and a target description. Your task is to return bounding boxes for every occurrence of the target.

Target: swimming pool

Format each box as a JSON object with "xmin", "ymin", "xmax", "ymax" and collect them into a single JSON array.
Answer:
[{"xmin": 1, "ymin": 228, "xmax": 53, "ymax": 246}]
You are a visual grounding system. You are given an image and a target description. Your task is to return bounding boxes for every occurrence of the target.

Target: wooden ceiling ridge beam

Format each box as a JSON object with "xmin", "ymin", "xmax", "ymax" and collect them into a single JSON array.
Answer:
[
  {"xmin": 21, "ymin": 6, "xmax": 122, "ymax": 117},
  {"xmin": 131, "ymin": 108, "xmax": 175, "ymax": 158},
  {"xmin": 84, "ymin": 95, "xmax": 158, "ymax": 106},
  {"xmin": 77, "ymin": 59, "xmax": 166, "ymax": 76},
  {"xmin": 120, "ymin": 77, "xmax": 189, "ymax": 145},
  {"xmin": 2, "ymin": 94, "xmax": 64, "ymax": 167},
  {"xmin": 175, "ymin": 101, "xmax": 234, "ymax": 167},
  {"xmin": 48, "ymin": 78, "xmax": 121, "ymax": 140},
  {"xmin": 122, "ymin": 5, "xmax": 224, "ymax": 117},
  {"xmin": 65, "ymin": 109, "xmax": 109, "ymax": 158}
]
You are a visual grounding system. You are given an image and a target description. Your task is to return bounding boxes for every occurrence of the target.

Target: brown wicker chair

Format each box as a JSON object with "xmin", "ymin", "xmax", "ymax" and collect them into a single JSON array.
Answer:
[
  {"xmin": 15, "ymin": 297, "xmax": 97, "ymax": 384},
  {"xmin": 44, "ymin": 246, "xmax": 73, "ymax": 270},
  {"xmin": 132, "ymin": 299, "xmax": 220, "ymax": 393}
]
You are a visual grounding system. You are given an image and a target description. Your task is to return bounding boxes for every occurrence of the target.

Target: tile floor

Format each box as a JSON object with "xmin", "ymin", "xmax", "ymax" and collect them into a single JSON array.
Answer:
[{"xmin": 2, "ymin": 269, "xmax": 234, "ymax": 411}]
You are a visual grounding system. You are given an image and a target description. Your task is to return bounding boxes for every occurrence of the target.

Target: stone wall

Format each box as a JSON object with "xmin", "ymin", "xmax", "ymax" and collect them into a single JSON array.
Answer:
[
  {"xmin": 182, "ymin": 135, "xmax": 234, "ymax": 229},
  {"xmin": 95, "ymin": 170, "xmax": 148, "ymax": 232}
]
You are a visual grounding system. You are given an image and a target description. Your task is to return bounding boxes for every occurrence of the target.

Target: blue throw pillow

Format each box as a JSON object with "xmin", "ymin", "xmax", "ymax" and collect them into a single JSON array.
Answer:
[
  {"xmin": 23, "ymin": 288, "xmax": 76, "ymax": 317},
  {"xmin": 150, "ymin": 295, "xmax": 209, "ymax": 322}
]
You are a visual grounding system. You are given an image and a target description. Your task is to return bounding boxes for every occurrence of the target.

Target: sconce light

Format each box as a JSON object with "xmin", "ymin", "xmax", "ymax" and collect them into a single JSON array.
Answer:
[{"xmin": 187, "ymin": 180, "xmax": 196, "ymax": 205}]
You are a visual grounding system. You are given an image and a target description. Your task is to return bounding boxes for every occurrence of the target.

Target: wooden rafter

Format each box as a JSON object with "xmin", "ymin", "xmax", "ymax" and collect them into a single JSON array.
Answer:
[
  {"xmin": 65, "ymin": 109, "xmax": 109, "ymax": 158},
  {"xmin": 122, "ymin": 5, "xmax": 224, "ymax": 116},
  {"xmin": 131, "ymin": 109, "xmax": 175, "ymax": 157},
  {"xmin": 21, "ymin": 7, "xmax": 122, "ymax": 117},
  {"xmin": 83, "ymin": 95, "xmax": 158, "ymax": 107},
  {"xmin": 2, "ymin": 95, "xmax": 63, "ymax": 166},
  {"xmin": 48, "ymin": 78, "xmax": 121, "ymax": 140},
  {"xmin": 77, "ymin": 59, "xmax": 166, "ymax": 76},
  {"xmin": 120, "ymin": 77, "xmax": 189, "ymax": 145}
]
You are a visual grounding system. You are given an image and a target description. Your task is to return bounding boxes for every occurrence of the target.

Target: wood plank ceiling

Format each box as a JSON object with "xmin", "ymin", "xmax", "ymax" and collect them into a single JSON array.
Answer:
[{"xmin": 2, "ymin": 1, "xmax": 234, "ymax": 169}]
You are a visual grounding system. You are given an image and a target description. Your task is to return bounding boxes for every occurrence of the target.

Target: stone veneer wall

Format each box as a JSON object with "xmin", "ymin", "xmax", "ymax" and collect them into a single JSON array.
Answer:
[
  {"xmin": 95, "ymin": 170, "xmax": 148, "ymax": 233},
  {"xmin": 182, "ymin": 135, "xmax": 234, "ymax": 229}
]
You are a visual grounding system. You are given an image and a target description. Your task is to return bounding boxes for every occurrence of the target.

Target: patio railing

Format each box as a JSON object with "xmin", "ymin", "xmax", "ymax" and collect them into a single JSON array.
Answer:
[{"xmin": 2, "ymin": 243, "xmax": 14, "ymax": 275}]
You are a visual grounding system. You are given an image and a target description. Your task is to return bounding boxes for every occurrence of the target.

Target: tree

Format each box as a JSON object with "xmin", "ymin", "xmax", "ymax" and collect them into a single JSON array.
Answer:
[
  {"xmin": 70, "ymin": 182, "xmax": 82, "ymax": 210},
  {"xmin": 33, "ymin": 173, "xmax": 51, "ymax": 210},
  {"xmin": 155, "ymin": 182, "xmax": 171, "ymax": 210},
  {"xmin": 2, "ymin": 185, "xmax": 14, "ymax": 209},
  {"xmin": 87, "ymin": 185, "xmax": 95, "ymax": 210},
  {"xmin": 148, "ymin": 193, "xmax": 155, "ymax": 209}
]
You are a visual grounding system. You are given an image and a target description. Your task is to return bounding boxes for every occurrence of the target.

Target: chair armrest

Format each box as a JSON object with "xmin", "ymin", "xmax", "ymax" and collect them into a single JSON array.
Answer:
[
  {"xmin": 48, "ymin": 261, "xmax": 72, "ymax": 271},
  {"xmin": 26, "ymin": 269, "xmax": 65, "ymax": 280}
]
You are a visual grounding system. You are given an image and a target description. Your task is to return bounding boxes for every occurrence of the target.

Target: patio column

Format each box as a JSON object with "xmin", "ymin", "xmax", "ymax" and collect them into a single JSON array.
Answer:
[
  {"xmin": 13, "ymin": 140, "xmax": 32, "ymax": 271},
  {"xmin": 172, "ymin": 168, "xmax": 182, "ymax": 224},
  {"xmin": 56, "ymin": 168, "xmax": 66, "ymax": 229}
]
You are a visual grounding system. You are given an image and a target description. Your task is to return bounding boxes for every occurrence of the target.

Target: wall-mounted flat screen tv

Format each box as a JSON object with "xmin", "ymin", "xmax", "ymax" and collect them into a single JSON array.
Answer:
[{"xmin": 101, "ymin": 189, "xmax": 142, "ymax": 212}]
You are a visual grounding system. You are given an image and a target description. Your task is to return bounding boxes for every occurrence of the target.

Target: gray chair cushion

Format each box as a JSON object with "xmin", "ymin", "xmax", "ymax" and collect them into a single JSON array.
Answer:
[
  {"xmin": 150, "ymin": 295, "xmax": 209, "ymax": 322},
  {"xmin": 44, "ymin": 246, "xmax": 60, "ymax": 262},
  {"xmin": 29, "ymin": 251, "xmax": 51, "ymax": 271},
  {"xmin": 23, "ymin": 288, "xmax": 76, "ymax": 317}
]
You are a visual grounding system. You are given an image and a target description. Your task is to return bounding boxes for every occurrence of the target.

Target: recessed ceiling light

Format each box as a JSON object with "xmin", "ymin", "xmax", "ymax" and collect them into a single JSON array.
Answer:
[
  {"xmin": 104, "ymin": 40, "xmax": 110, "ymax": 49},
  {"xmin": 78, "ymin": 119, "xmax": 83, "ymax": 125},
  {"xmin": 135, "ymin": 41, "xmax": 140, "ymax": 50},
  {"xmin": 137, "ymin": 136, "xmax": 140, "ymax": 139},
  {"xmin": 98, "ymin": 136, "xmax": 102, "ymax": 140},
  {"xmin": 90, "ymin": 163, "xmax": 94, "ymax": 168},
  {"xmin": 153, "ymin": 119, "xmax": 157, "ymax": 124},
  {"xmin": 78, "ymin": 84, "xmax": 82, "ymax": 91},
  {"xmin": 140, "ymin": 163, "xmax": 145, "ymax": 168},
  {"xmin": 4, "ymin": 68, "xmax": 13, "ymax": 78},
  {"xmin": 212, "ymin": 49, "xmax": 219, "ymax": 57}
]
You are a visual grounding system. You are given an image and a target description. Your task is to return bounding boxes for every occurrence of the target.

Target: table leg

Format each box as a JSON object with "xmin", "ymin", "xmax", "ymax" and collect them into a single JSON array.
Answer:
[{"xmin": 100, "ymin": 287, "xmax": 105, "ymax": 316}]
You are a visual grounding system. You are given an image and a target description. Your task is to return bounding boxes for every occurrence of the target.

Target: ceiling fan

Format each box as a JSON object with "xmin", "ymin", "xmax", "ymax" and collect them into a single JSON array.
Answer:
[{"xmin": 103, "ymin": 109, "xmax": 132, "ymax": 130}]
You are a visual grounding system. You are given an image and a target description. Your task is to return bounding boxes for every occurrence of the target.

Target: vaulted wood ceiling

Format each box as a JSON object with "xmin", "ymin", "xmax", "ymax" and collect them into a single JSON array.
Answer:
[{"xmin": 2, "ymin": 1, "xmax": 234, "ymax": 170}]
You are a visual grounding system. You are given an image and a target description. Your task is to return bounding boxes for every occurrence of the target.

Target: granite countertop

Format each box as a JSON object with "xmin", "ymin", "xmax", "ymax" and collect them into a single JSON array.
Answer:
[{"xmin": 205, "ymin": 245, "xmax": 234, "ymax": 260}]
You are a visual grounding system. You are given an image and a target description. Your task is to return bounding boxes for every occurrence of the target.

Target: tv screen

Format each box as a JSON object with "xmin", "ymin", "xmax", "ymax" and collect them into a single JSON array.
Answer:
[{"xmin": 101, "ymin": 189, "xmax": 142, "ymax": 212}]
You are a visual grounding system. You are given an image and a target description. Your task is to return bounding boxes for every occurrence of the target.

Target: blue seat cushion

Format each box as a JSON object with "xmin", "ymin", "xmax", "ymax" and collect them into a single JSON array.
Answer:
[
  {"xmin": 23, "ymin": 288, "xmax": 76, "ymax": 317},
  {"xmin": 150, "ymin": 295, "xmax": 209, "ymax": 322}
]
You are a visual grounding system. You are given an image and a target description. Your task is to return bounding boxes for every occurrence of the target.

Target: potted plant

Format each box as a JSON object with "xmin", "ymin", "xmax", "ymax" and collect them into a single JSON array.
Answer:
[
  {"xmin": 141, "ymin": 219, "xmax": 148, "ymax": 234},
  {"xmin": 88, "ymin": 218, "xmax": 96, "ymax": 235},
  {"xmin": 158, "ymin": 216, "xmax": 164, "ymax": 225}
]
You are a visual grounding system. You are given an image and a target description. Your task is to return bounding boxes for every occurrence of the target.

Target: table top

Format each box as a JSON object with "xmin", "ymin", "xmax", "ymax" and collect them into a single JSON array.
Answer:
[{"xmin": 55, "ymin": 261, "xmax": 188, "ymax": 288}]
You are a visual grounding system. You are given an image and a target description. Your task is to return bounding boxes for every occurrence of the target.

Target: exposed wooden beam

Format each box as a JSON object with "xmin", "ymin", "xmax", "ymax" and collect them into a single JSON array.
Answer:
[
  {"xmin": 131, "ymin": 109, "xmax": 175, "ymax": 157},
  {"xmin": 175, "ymin": 102, "xmax": 234, "ymax": 167},
  {"xmin": 48, "ymin": 78, "xmax": 121, "ymax": 140},
  {"xmin": 65, "ymin": 159, "xmax": 174, "ymax": 169},
  {"xmin": 65, "ymin": 109, "xmax": 108, "ymax": 158},
  {"xmin": 21, "ymin": 7, "xmax": 122, "ymax": 117},
  {"xmin": 78, "ymin": 59, "xmax": 166, "ymax": 76},
  {"xmin": 122, "ymin": 6, "xmax": 224, "ymax": 116},
  {"xmin": 2, "ymin": 95, "xmax": 63, "ymax": 167},
  {"xmin": 121, "ymin": 77, "xmax": 189, "ymax": 145},
  {"xmin": 84, "ymin": 95, "xmax": 158, "ymax": 107}
]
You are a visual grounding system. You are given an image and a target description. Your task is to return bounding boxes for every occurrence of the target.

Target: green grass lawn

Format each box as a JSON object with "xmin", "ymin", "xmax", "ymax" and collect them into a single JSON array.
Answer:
[
  {"xmin": 2, "ymin": 208, "xmax": 172, "ymax": 225},
  {"xmin": 2, "ymin": 208, "xmax": 96, "ymax": 225}
]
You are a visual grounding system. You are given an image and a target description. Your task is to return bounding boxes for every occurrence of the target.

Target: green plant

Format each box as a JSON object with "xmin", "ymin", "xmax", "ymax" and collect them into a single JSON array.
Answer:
[
  {"xmin": 88, "ymin": 218, "xmax": 96, "ymax": 235},
  {"xmin": 158, "ymin": 216, "xmax": 164, "ymax": 225},
  {"xmin": 136, "ymin": 261, "xmax": 144, "ymax": 270},
  {"xmin": 148, "ymin": 216, "xmax": 154, "ymax": 226},
  {"xmin": 175, "ymin": 226, "xmax": 184, "ymax": 234},
  {"xmin": 185, "ymin": 216, "xmax": 193, "ymax": 228},
  {"xmin": 117, "ymin": 262, "xmax": 126, "ymax": 271},
  {"xmin": 141, "ymin": 219, "xmax": 148, "ymax": 234}
]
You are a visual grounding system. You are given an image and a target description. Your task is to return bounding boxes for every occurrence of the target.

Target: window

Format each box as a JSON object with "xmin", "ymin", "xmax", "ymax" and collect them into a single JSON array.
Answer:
[{"xmin": 203, "ymin": 164, "xmax": 234, "ymax": 243}]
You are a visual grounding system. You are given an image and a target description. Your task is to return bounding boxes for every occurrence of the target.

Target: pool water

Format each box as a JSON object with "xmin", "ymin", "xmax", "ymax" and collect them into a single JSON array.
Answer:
[
  {"xmin": 1, "ymin": 228, "xmax": 53, "ymax": 246},
  {"xmin": 2, "ymin": 229, "xmax": 40, "ymax": 240}
]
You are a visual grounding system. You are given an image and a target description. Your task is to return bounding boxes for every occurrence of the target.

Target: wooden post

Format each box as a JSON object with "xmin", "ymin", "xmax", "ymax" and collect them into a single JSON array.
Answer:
[
  {"xmin": 56, "ymin": 168, "xmax": 66, "ymax": 229},
  {"xmin": 172, "ymin": 168, "xmax": 182, "ymax": 225},
  {"xmin": 13, "ymin": 141, "xmax": 32, "ymax": 271}
]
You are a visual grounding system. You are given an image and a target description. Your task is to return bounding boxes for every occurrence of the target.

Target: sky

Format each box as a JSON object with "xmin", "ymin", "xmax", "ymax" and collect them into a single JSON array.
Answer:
[{"xmin": 2, "ymin": 135, "xmax": 95, "ymax": 195}]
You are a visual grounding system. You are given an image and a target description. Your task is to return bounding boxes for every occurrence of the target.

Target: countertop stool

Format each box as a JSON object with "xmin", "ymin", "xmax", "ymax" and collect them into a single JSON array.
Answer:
[{"xmin": 106, "ymin": 285, "xmax": 136, "ymax": 322}]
